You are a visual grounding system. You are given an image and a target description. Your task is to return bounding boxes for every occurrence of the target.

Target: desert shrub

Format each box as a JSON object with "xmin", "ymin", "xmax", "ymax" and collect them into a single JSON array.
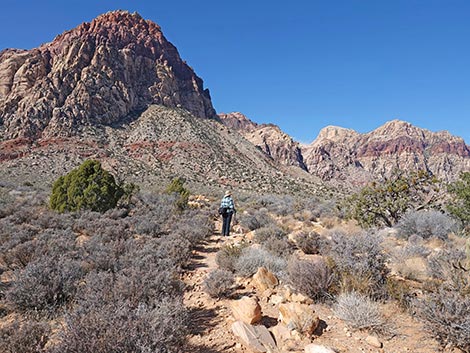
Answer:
[
  {"xmin": 165, "ymin": 177, "xmax": 190, "ymax": 210},
  {"xmin": 427, "ymin": 248, "xmax": 467, "ymax": 281},
  {"xmin": 6, "ymin": 256, "xmax": 83, "ymax": 314},
  {"xmin": 447, "ymin": 171, "xmax": 470, "ymax": 234},
  {"xmin": 52, "ymin": 297, "xmax": 187, "ymax": 353},
  {"xmin": 333, "ymin": 292, "xmax": 389, "ymax": 334},
  {"xmin": 262, "ymin": 237, "xmax": 295, "ymax": 258},
  {"xmin": 171, "ymin": 209, "xmax": 213, "ymax": 243},
  {"xmin": 326, "ymin": 230, "xmax": 388, "ymax": 298},
  {"xmin": 395, "ymin": 210, "xmax": 457, "ymax": 240},
  {"xmin": 287, "ymin": 257, "xmax": 332, "ymax": 300},
  {"xmin": 295, "ymin": 231, "xmax": 322, "ymax": 254},
  {"xmin": 216, "ymin": 243, "xmax": 247, "ymax": 272},
  {"xmin": 0, "ymin": 319, "xmax": 50, "ymax": 353},
  {"xmin": 386, "ymin": 277, "xmax": 416, "ymax": 311},
  {"xmin": 342, "ymin": 170, "xmax": 441, "ymax": 228},
  {"xmin": 239, "ymin": 209, "xmax": 273, "ymax": 231},
  {"xmin": 156, "ymin": 236, "xmax": 192, "ymax": 269},
  {"xmin": 235, "ymin": 247, "xmax": 287, "ymax": 278},
  {"xmin": 254, "ymin": 225, "xmax": 286, "ymax": 244},
  {"xmin": 252, "ymin": 194, "xmax": 294, "ymax": 216},
  {"xmin": 415, "ymin": 290, "xmax": 470, "ymax": 352},
  {"xmin": 49, "ymin": 159, "xmax": 125, "ymax": 213},
  {"xmin": 203, "ymin": 269, "xmax": 235, "ymax": 298}
]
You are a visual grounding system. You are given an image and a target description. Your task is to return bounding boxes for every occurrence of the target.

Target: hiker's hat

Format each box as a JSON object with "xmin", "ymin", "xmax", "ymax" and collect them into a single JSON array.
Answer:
[{"xmin": 224, "ymin": 190, "xmax": 232, "ymax": 197}]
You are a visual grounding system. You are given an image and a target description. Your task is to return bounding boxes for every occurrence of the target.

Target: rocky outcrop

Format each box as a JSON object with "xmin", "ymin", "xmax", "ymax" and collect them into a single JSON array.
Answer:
[
  {"xmin": 219, "ymin": 112, "xmax": 307, "ymax": 170},
  {"xmin": 302, "ymin": 120, "xmax": 470, "ymax": 183},
  {"xmin": 0, "ymin": 11, "xmax": 216, "ymax": 139}
]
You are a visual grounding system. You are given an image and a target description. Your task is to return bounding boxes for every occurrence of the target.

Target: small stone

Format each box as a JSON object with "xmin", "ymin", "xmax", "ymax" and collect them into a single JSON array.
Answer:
[{"xmin": 365, "ymin": 335, "xmax": 382, "ymax": 348}]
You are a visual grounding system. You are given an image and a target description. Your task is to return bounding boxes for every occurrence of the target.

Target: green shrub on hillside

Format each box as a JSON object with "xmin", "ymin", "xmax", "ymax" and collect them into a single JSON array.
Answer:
[
  {"xmin": 165, "ymin": 177, "xmax": 190, "ymax": 210},
  {"xmin": 49, "ymin": 160, "xmax": 125, "ymax": 213}
]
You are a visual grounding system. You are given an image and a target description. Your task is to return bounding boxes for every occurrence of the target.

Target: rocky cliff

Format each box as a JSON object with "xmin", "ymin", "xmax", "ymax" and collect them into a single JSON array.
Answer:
[
  {"xmin": 0, "ymin": 10, "xmax": 216, "ymax": 139},
  {"xmin": 302, "ymin": 120, "xmax": 470, "ymax": 184},
  {"xmin": 219, "ymin": 112, "xmax": 307, "ymax": 171}
]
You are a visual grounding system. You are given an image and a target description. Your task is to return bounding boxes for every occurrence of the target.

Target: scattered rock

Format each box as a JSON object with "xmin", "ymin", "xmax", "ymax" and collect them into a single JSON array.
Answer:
[
  {"xmin": 231, "ymin": 321, "xmax": 278, "ymax": 353},
  {"xmin": 231, "ymin": 296, "xmax": 262, "ymax": 324},
  {"xmin": 278, "ymin": 302, "xmax": 320, "ymax": 336},
  {"xmin": 253, "ymin": 267, "xmax": 279, "ymax": 292}
]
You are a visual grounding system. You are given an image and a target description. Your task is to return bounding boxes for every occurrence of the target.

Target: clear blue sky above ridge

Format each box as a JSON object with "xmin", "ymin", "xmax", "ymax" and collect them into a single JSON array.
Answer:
[{"xmin": 1, "ymin": 0, "xmax": 469, "ymax": 144}]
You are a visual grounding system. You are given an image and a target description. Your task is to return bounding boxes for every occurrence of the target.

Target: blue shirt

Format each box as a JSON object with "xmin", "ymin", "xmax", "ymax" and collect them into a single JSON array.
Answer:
[{"xmin": 220, "ymin": 196, "xmax": 235, "ymax": 213}]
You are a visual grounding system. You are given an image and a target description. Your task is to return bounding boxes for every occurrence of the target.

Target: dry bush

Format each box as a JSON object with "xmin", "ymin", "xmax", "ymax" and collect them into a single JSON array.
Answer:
[
  {"xmin": 52, "ymin": 298, "xmax": 187, "ymax": 353},
  {"xmin": 287, "ymin": 257, "xmax": 332, "ymax": 300},
  {"xmin": 0, "ymin": 319, "xmax": 50, "ymax": 353},
  {"xmin": 239, "ymin": 209, "xmax": 273, "ymax": 231},
  {"xmin": 262, "ymin": 237, "xmax": 295, "ymax": 258},
  {"xmin": 216, "ymin": 243, "xmax": 247, "ymax": 272},
  {"xmin": 386, "ymin": 277, "xmax": 416, "ymax": 311},
  {"xmin": 6, "ymin": 256, "xmax": 83, "ymax": 314},
  {"xmin": 295, "ymin": 231, "xmax": 322, "ymax": 254},
  {"xmin": 235, "ymin": 247, "xmax": 287, "ymax": 278},
  {"xmin": 395, "ymin": 210, "xmax": 458, "ymax": 241},
  {"xmin": 415, "ymin": 290, "xmax": 470, "ymax": 352},
  {"xmin": 325, "ymin": 230, "xmax": 388, "ymax": 299},
  {"xmin": 333, "ymin": 292, "xmax": 389, "ymax": 334},
  {"xmin": 203, "ymin": 269, "xmax": 235, "ymax": 298}
]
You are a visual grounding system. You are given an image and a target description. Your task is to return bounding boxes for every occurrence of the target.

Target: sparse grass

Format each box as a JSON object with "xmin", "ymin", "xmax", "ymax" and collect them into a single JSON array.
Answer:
[{"xmin": 333, "ymin": 292, "xmax": 390, "ymax": 334}]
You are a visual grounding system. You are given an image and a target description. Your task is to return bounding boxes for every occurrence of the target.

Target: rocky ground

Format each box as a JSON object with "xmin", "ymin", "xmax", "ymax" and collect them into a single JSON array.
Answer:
[{"xmin": 181, "ymin": 221, "xmax": 450, "ymax": 353}]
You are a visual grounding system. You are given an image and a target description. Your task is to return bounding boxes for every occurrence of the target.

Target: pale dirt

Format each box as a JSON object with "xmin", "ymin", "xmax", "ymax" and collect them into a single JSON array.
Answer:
[{"xmin": 182, "ymin": 222, "xmax": 450, "ymax": 353}]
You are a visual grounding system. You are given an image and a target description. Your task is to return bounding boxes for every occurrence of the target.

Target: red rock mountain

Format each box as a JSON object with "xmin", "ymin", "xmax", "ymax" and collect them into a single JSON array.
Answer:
[
  {"xmin": 0, "ymin": 11, "xmax": 216, "ymax": 140},
  {"xmin": 302, "ymin": 120, "xmax": 470, "ymax": 185},
  {"xmin": 219, "ymin": 112, "xmax": 307, "ymax": 171}
]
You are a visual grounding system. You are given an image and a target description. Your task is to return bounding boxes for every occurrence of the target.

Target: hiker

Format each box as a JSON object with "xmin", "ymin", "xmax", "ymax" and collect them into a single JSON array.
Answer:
[{"xmin": 220, "ymin": 190, "xmax": 236, "ymax": 236}]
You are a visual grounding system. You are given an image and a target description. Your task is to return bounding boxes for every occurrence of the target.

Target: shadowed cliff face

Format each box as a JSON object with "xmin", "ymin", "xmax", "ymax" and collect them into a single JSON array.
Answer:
[
  {"xmin": 302, "ymin": 120, "xmax": 470, "ymax": 183},
  {"xmin": 0, "ymin": 11, "xmax": 216, "ymax": 139}
]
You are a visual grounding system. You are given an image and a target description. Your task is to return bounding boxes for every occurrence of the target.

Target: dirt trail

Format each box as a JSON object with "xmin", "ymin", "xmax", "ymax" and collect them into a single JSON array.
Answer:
[
  {"xmin": 182, "ymin": 228, "xmax": 247, "ymax": 353},
  {"xmin": 182, "ymin": 226, "xmax": 444, "ymax": 353}
]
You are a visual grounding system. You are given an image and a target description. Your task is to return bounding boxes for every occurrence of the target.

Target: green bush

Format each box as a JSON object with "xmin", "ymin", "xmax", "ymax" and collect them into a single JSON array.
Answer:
[
  {"xmin": 447, "ymin": 171, "xmax": 470, "ymax": 234},
  {"xmin": 50, "ymin": 160, "xmax": 124, "ymax": 213},
  {"xmin": 342, "ymin": 170, "xmax": 441, "ymax": 228},
  {"xmin": 165, "ymin": 177, "xmax": 190, "ymax": 210}
]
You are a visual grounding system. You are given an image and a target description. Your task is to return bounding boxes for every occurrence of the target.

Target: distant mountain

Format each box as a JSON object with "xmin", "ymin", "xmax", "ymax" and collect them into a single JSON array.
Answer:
[
  {"xmin": 0, "ymin": 11, "xmax": 216, "ymax": 140},
  {"xmin": 219, "ymin": 112, "xmax": 307, "ymax": 171},
  {"xmin": 0, "ymin": 12, "xmax": 325, "ymax": 196},
  {"xmin": 302, "ymin": 119, "xmax": 470, "ymax": 185}
]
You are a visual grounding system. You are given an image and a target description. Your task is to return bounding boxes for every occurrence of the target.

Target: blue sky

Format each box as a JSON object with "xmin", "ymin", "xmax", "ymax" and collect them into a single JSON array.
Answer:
[{"xmin": 1, "ymin": 0, "xmax": 469, "ymax": 144}]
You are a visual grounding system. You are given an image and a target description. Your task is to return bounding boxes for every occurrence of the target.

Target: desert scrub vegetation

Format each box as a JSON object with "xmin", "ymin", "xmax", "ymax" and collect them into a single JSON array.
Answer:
[
  {"xmin": 0, "ymin": 186, "xmax": 212, "ymax": 352},
  {"xmin": 0, "ymin": 319, "xmax": 51, "ymax": 353},
  {"xmin": 341, "ymin": 170, "xmax": 442, "ymax": 228},
  {"xmin": 325, "ymin": 230, "xmax": 389, "ymax": 299},
  {"xmin": 203, "ymin": 269, "xmax": 235, "ymax": 298},
  {"xmin": 333, "ymin": 291, "xmax": 390, "ymax": 334},
  {"xmin": 235, "ymin": 247, "xmax": 287, "ymax": 278},
  {"xmin": 216, "ymin": 242, "xmax": 248, "ymax": 272},
  {"xmin": 49, "ymin": 159, "xmax": 136, "ymax": 213},
  {"xmin": 447, "ymin": 171, "xmax": 470, "ymax": 234},
  {"xmin": 395, "ymin": 209, "xmax": 457, "ymax": 240},
  {"xmin": 287, "ymin": 257, "xmax": 333, "ymax": 300}
]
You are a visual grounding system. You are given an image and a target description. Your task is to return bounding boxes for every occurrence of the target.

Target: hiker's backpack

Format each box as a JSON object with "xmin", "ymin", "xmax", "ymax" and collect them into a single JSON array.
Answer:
[{"xmin": 218, "ymin": 206, "xmax": 228, "ymax": 215}]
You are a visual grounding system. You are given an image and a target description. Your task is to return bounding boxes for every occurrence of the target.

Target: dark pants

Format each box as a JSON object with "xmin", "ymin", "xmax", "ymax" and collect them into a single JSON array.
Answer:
[{"xmin": 222, "ymin": 213, "xmax": 233, "ymax": 236}]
